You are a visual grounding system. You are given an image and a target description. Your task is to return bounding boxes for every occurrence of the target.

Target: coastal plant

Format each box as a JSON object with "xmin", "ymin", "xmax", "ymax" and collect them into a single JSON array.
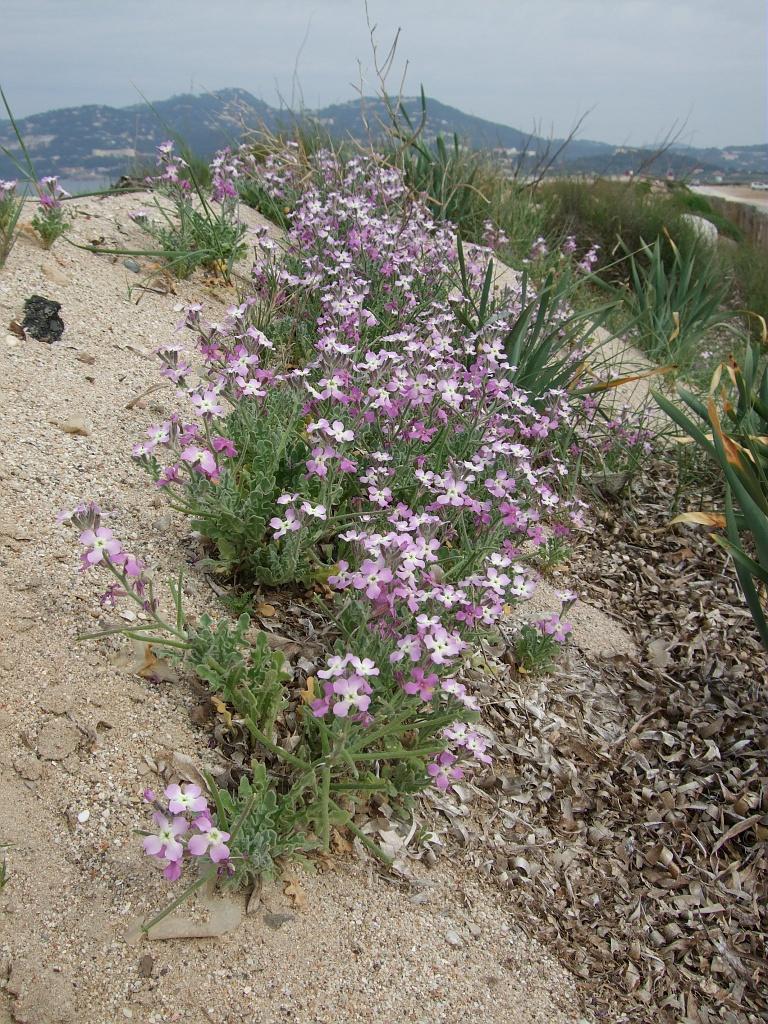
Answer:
[
  {"xmin": 236, "ymin": 142, "xmax": 307, "ymax": 229},
  {"xmin": 31, "ymin": 176, "xmax": 71, "ymax": 248},
  {"xmin": 127, "ymin": 141, "xmax": 247, "ymax": 279},
  {"xmin": 60, "ymin": 149, "xmax": 642, "ymax": 908},
  {"xmin": 0, "ymin": 179, "xmax": 23, "ymax": 267},
  {"xmin": 514, "ymin": 589, "xmax": 576, "ymax": 674},
  {"xmin": 620, "ymin": 234, "xmax": 731, "ymax": 369},
  {"xmin": 136, "ymin": 155, "xmax": 590, "ymax": 587},
  {"xmin": 655, "ymin": 343, "xmax": 768, "ymax": 647},
  {"xmin": 60, "ymin": 500, "xmax": 488, "ymax": 888}
]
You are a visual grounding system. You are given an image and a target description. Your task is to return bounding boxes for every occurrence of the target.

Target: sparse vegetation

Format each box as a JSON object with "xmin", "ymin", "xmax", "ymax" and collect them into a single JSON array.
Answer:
[{"xmin": 3, "ymin": 65, "xmax": 766, "ymax": 1024}]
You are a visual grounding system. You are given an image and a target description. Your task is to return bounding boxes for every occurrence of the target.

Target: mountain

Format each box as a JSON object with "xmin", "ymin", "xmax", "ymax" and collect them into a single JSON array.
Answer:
[{"xmin": 0, "ymin": 88, "xmax": 765, "ymax": 184}]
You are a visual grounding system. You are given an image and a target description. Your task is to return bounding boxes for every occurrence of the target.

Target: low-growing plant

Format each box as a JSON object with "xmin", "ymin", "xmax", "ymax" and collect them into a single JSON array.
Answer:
[
  {"xmin": 534, "ymin": 535, "xmax": 573, "ymax": 572},
  {"xmin": 0, "ymin": 179, "xmax": 23, "ymax": 267},
  {"xmin": 31, "ymin": 176, "xmax": 70, "ymax": 248},
  {"xmin": 514, "ymin": 592, "xmax": 575, "ymax": 673},
  {"xmin": 126, "ymin": 141, "xmax": 247, "ymax": 279},
  {"xmin": 1, "ymin": 88, "xmax": 72, "ymax": 259},
  {"xmin": 514, "ymin": 624, "xmax": 560, "ymax": 674},
  {"xmin": 60, "ymin": 498, "xmax": 486, "ymax": 905},
  {"xmin": 61, "ymin": 148, "xmax": 632, "ymax": 921}
]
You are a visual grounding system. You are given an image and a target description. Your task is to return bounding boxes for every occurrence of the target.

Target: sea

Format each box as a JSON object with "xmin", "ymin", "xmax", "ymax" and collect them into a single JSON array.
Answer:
[{"xmin": 59, "ymin": 176, "xmax": 112, "ymax": 196}]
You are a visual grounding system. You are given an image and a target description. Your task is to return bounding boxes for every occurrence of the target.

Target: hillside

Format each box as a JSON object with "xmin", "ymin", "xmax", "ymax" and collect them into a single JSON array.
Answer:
[{"xmin": 1, "ymin": 89, "xmax": 766, "ymax": 185}]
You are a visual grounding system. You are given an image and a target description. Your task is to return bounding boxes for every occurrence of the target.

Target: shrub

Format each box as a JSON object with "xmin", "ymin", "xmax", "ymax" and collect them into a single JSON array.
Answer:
[
  {"xmin": 540, "ymin": 178, "xmax": 702, "ymax": 283},
  {"xmin": 724, "ymin": 240, "xmax": 768, "ymax": 338}
]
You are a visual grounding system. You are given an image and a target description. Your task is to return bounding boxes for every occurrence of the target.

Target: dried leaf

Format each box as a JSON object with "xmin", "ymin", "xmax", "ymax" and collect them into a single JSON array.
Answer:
[
  {"xmin": 210, "ymin": 695, "xmax": 233, "ymax": 728},
  {"xmin": 670, "ymin": 511, "xmax": 727, "ymax": 529},
  {"xmin": 282, "ymin": 875, "xmax": 306, "ymax": 909},
  {"xmin": 299, "ymin": 676, "xmax": 316, "ymax": 704}
]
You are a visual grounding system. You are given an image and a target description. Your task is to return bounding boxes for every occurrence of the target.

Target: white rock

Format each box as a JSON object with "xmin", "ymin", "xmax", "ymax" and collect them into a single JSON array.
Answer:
[{"xmin": 682, "ymin": 213, "xmax": 718, "ymax": 245}]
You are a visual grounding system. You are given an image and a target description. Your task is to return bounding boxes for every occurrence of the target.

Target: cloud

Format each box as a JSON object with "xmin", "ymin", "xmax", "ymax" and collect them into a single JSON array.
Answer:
[{"xmin": 1, "ymin": 0, "xmax": 764, "ymax": 145}]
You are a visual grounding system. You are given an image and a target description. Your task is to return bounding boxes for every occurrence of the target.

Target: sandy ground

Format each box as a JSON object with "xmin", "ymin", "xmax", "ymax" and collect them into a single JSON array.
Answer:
[
  {"xmin": 0, "ymin": 195, "xmax": 594, "ymax": 1024},
  {"xmin": 693, "ymin": 184, "xmax": 768, "ymax": 211}
]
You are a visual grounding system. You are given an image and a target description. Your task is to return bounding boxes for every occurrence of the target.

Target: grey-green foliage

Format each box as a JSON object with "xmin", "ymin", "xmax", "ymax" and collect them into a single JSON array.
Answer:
[
  {"xmin": 189, "ymin": 613, "xmax": 291, "ymax": 741},
  {"xmin": 207, "ymin": 765, "xmax": 313, "ymax": 886},
  {"xmin": 180, "ymin": 390, "xmax": 317, "ymax": 584}
]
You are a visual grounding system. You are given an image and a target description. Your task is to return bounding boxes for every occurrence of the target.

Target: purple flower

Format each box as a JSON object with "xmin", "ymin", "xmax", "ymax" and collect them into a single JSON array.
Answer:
[
  {"xmin": 351, "ymin": 559, "xmax": 393, "ymax": 600},
  {"xmin": 212, "ymin": 436, "xmax": 238, "ymax": 458},
  {"xmin": 181, "ymin": 445, "xmax": 218, "ymax": 477},
  {"xmin": 403, "ymin": 668, "xmax": 438, "ymax": 701},
  {"xmin": 331, "ymin": 674, "xmax": 372, "ymax": 717},
  {"xmin": 189, "ymin": 389, "xmax": 225, "ymax": 418},
  {"xmin": 270, "ymin": 508, "xmax": 301, "ymax": 539}
]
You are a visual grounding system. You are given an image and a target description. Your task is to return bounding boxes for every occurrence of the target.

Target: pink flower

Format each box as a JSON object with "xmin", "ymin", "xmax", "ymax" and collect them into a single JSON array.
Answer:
[
  {"xmin": 181, "ymin": 445, "xmax": 218, "ymax": 477},
  {"xmin": 212, "ymin": 436, "xmax": 238, "ymax": 458},
  {"xmin": 423, "ymin": 627, "xmax": 465, "ymax": 665},
  {"xmin": 270, "ymin": 508, "xmax": 301, "ymax": 539},
  {"xmin": 403, "ymin": 668, "xmax": 438, "ymax": 701},
  {"xmin": 464, "ymin": 731, "xmax": 493, "ymax": 765},
  {"xmin": 300, "ymin": 501, "xmax": 327, "ymax": 520},
  {"xmin": 427, "ymin": 752, "xmax": 464, "ymax": 792},
  {"xmin": 389, "ymin": 634, "xmax": 422, "ymax": 663},
  {"xmin": 306, "ymin": 446, "xmax": 336, "ymax": 478},
  {"xmin": 165, "ymin": 783, "xmax": 208, "ymax": 815},
  {"xmin": 79, "ymin": 527, "xmax": 123, "ymax": 565},
  {"xmin": 163, "ymin": 860, "xmax": 183, "ymax": 881},
  {"xmin": 331, "ymin": 674, "xmax": 372, "ymax": 717},
  {"xmin": 190, "ymin": 389, "xmax": 225, "ymax": 418},
  {"xmin": 187, "ymin": 820, "xmax": 231, "ymax": 863},
  {"xmin": 143, "ymin": 813, "xmax": 186, "ymax": 862},
  {"xmin": 352, "ymin": 559, "xmax": 393, "ymax": 600}
]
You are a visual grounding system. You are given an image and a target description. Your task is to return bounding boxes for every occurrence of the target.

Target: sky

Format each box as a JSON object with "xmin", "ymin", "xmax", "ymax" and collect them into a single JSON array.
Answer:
[{"xmin": 1, "ymin": 0, "xmax": 765, "ymax": 147}]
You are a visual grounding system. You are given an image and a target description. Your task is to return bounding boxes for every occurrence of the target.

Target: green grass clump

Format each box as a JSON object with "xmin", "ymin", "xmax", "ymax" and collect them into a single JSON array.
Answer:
[{"xmin": 539, "ymin": 178, "xmax": 702, "ymax": 282}]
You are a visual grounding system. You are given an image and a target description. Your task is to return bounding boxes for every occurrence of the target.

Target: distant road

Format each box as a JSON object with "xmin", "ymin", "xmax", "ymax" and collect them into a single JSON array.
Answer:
[{"xmin": 693, "ymin": 185, "xmax": 768, "ymax": 212}]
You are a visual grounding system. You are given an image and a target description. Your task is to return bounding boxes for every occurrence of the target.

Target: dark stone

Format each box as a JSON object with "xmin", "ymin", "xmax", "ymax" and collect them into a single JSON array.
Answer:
[
  {"xmin": 263, "ymin": 912, "xmax": 295, "ymax": 930},
  {"xmin": 22, "ymin": 295, "xmax": 64, "ymax": 343}
]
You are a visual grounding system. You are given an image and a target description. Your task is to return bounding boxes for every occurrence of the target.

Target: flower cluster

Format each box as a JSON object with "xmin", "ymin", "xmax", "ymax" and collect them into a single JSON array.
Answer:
[
  {"xmin": 142, "ymin": 784, "xmax": 231, "ymax": 882},
  {"xmin": 58, "ymin": 502, "xmax": 156, "ymax": 612},
  {"xmin": 151, "ymin": 140, "xmax": 192, "ymax": 194},
  {"xmin": 122, "ymin": 149, "xmax": 595, "ymax": 788},
  {"xmin": 577, "ymin": 243, "xmax": 600, "ymax": 273},
  {"xmin": 31, "ymin": 176, "xmax": 70, "ymax": 248},
  {"xmin": 130, "ymin": 141, "xmax": 246, "ymax": 279}
]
